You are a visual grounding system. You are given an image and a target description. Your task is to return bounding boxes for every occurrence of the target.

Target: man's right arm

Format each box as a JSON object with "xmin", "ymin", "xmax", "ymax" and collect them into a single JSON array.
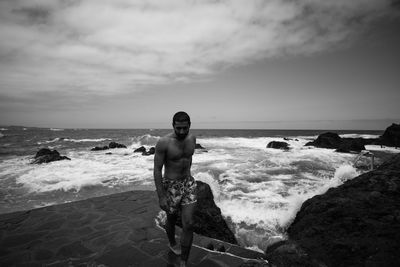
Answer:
[{"xmin": 154, "ymin": 138, "xmax": 167, "ymax": 200}]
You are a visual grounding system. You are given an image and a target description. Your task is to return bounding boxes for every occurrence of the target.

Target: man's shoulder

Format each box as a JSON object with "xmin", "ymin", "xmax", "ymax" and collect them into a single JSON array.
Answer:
[
  {"xmin": 156, "ymin": 134, "xmax": 173, "ymax": 146},
  {"xmin": 188, "ymin": 134, "xmax": 196, "ymax": 142}
]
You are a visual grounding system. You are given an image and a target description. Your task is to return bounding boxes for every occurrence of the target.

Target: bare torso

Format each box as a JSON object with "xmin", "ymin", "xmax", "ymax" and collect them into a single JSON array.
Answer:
[{"xmin": 162, "ymin": 133, "xmax": 195, "ymax": 180}]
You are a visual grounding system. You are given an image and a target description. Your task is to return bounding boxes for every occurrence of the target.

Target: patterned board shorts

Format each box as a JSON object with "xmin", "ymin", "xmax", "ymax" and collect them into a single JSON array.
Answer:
[{"xmin": 162, "ymin": 176, "xmax": 197, "ymax": 214}]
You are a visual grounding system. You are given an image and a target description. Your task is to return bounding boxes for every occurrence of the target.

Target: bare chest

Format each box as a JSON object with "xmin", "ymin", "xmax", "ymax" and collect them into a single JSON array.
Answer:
[{"xmin": 166, "ymin": 140, "xmax": 195, "ymax": 160}]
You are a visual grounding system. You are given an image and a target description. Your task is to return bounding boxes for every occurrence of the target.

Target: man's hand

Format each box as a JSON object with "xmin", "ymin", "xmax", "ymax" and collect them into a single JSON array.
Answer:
[{"xmin": 159, "ymin": 195, "xmax": 168, "ymax": 211}]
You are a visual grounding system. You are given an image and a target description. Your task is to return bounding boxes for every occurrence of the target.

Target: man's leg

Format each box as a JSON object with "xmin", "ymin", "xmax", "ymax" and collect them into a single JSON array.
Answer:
[
  {"xmin": 166, "ymin": 213, "xmax": 178, "ymax": 246},
  {"xmin": 180, "ymin": 202, "xmax": 196, "ymax": 265}
]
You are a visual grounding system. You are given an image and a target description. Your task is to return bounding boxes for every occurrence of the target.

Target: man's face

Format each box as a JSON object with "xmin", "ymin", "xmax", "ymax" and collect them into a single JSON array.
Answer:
[{"xmin": 173, "ymin": 121, "xmax": 190, "ymax": 140}]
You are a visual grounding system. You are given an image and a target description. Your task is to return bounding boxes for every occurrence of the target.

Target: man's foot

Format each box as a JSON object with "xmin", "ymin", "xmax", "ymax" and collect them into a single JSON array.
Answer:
[{"xmin": 168, "ymin": 243, "xmax": 181, "ymax": 255}]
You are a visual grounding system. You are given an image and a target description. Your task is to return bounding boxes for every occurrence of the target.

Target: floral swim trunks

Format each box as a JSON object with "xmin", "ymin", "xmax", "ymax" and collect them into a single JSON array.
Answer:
[{"xmin": 162, "ymin": 176, "xmax": 197, "ymax": 214}]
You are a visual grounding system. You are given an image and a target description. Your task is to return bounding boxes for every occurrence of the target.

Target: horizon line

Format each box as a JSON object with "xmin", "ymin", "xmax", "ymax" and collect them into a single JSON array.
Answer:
[{"xmin": 0, "ymin": 125, "xmax": 391, "ymax": 132}]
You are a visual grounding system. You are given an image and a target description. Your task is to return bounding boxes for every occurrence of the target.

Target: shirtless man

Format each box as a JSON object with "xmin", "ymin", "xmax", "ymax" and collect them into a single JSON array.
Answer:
[{"xmin": 153, "ymin": 111, "xmax": 197, "ymax": 267}]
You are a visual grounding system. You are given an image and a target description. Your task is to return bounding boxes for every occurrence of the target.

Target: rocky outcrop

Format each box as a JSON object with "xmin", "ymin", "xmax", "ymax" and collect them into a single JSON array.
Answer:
[
  {"xmin": 91, "ymin": 142, "xmax": 126, "ymax": 151},
  {"xmin": 133, "ymin": 146, "xmax": 146, "ymax": 153},
  {"xmin": 305, "ymin": 132, "xmax": 367, "ymax": 153},
  {"xmin": 379, "ymin": 123, "xmax": 400, "ymax": 147},
  {"xmin": 267, "ymin": 141, "xmax": 290, "ymax": 150},
  {"xmin": 195, "ymin": 144, "xmax": 205, "ymax": 149},
  {"xmin": 31, "ymin": 148, "xmax": 71, "ymax": 164},
  {"xmin": 142, "ymin": 147, "xmax": 155, "ymax": 156},
  {"xmin": 133, "ymin": 146, "xmax": 155, "ymax": 156},
  {"xmin": 266, "ymin": 240, "xmax": 323, "ymax": 267},
  {"xmin": 305, "ymin": 132, "xmax": 342, "ymax": 149},
  {"xmin": 336, "ymin": 138, "xmax": 366, "ymax": 153},
  {"xmin": 195, "ymin": 143, "xmax": 208, "ymax": 153},
  {"xmin": 175, "ymin": 181, "xmax": 237, "ymax": 245},
  {"xmin": 108, "ymin": 142, "xmax": 127, "ymax": 149},
  {"xmin": 267, "ymin": 153, "xmax": 400, "ymax": 267}
]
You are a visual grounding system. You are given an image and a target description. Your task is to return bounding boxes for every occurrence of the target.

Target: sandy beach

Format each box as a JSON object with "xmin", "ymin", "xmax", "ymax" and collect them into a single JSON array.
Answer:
[{"xmin": 0, "ymin": 189, "xmax": 267, "ymax": 266}]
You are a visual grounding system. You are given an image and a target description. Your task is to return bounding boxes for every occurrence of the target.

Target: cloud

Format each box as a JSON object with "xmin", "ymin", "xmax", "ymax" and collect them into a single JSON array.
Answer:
[{"xmin": 0, "ymin": 0, "xmax": 398, "ymax": 100}]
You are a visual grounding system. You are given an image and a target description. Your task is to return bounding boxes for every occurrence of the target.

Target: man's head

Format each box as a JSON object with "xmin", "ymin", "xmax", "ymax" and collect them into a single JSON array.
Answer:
[{"xmin": 172, "ymin": 111, "xmax": 191, "ymax": 140}]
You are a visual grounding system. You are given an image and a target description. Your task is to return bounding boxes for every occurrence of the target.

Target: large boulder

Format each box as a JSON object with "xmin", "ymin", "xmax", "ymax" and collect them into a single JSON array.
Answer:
[
  {"xmin": 266, "ymin": 240, "xmax": 323, "ymax": 267},
  {"xmin": 336, "ymin": 138, "xmax": 366, "ymax": 153},
  {"xmin": 267, "ymin": 141, "xmax": 290, "ymax": 150},
  {"xmin": 268, "ymin": 153, "xmax": 400, "ymax": 267},
  {"xmin": 306, "ymin": 132, "xmax": 368, "ymax": 153},
  {"xmin": 379, "ymin": 123, "xmax": 400, "ymax": 147},
  {"xmin": 32, "ymin": 148, "xmax": 71, "ymax": 164},
  {"xmin": 176, "ymin": 180, "xmax": 237, "ymax": 245},
  {"xmin": 305, "ymin": 132, "xmax": 342, "ymax": 149}
]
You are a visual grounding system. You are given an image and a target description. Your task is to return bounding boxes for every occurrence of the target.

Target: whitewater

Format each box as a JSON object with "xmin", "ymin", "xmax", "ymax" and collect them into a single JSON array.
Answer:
[{"xmin": 1, "ymin": 127, "xmax": 397, "ymax": 251}]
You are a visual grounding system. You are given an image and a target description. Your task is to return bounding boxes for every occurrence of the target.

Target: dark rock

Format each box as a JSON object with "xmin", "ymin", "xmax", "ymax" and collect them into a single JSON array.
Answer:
[
  {"xmin": 108, "ymin": 141, "xmax": 127, "ymax": 149},
  {"xmin": 176, "ymin": 180, "xmax": 237, "ymax": 244},
  {"xmin": 91, "ymin": 146, "xmax": 109, "ymax": 151},
  {"xmin": 31, "ymin": 148, "xmax": 71, "ymax": 164},
  {"xmin": 306, "ymin": 132, "xmax": 371, "ymax": 153},
  {"xmin": 267, "ymin": 141, "xmax": 290, "ymax": 150},
  {"xmin": 195, "ymin": 143, "xmax": 208, "ymax": 152},
  {"xmin": 379, "ymin": 123, "xmax": 400, "ymax": 147},
  {"xmin": 34, "ymin": 148, "xmax": 59, "ymax": 158},
  {"xmin": 134, "ymin": 146, "xmax": 146, "ymax": 153},
  {"xmin": 195, "ymin": 144, "xmax": 206, "ymax": 149},
  {"xmin": 265, "ymin": 240, "xmax": 322, "ymax": 267},
  {"xmin": 142, "ymin": 147, "xmax": 155, "ymax": 156},
  {"xmin": 195, "ymin": 143, "xmax": 208, "ymax": 153},
  {"xmin": 91, "ymin": 142, "xmax": 126, "ymax": 151},
  {"xmin": 277, "ymin": 153, "xmax": 400, "ymax": 267},
  {"xmin": 335, "ymin": 138, "xmax": 365, "ymax": 153},
  {"xmin": 305, "ymin": 132, "xmax": 342, "ymax": 149},
  {"xmin": 105, "ymin": 152, "xmax": 112, "ymax": 155}
]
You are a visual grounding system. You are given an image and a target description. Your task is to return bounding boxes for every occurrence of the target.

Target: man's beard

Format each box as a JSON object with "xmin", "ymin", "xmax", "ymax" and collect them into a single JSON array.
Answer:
[{"xmin": 175, "ymin": 132, "xmax": 188, "ymax": 140}]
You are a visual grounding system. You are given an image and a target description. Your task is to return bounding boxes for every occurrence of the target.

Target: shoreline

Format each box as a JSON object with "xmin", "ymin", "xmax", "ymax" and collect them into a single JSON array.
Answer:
[{"xmin": 0, "ymin": 189, "xmax": 267, "ymax": 266}]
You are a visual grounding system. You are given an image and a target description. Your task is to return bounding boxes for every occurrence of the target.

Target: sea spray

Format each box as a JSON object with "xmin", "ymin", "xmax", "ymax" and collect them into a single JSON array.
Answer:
[
  {"xmin": 311, "ymin": 164, "xmax": 361, "ymax": 194},
  {"xmin": 131, "ymin": 134, "xmax": 160, "ymax": 146},
  {"xmin": 200, "ymin": 161, "xmax": 362, "ymax": 251}
]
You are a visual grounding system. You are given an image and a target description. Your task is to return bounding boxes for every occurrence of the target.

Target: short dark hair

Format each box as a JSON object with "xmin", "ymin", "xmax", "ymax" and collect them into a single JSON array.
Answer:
[{"xmin": 173, "ymin": 111, "xmax": 191, "ymax": 125}]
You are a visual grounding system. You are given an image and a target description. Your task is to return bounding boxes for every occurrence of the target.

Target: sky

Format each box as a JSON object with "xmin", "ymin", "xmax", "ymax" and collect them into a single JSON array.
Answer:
[{"xmin": 0, "ymin": 0, "xmax": 399, "ymax": 130}]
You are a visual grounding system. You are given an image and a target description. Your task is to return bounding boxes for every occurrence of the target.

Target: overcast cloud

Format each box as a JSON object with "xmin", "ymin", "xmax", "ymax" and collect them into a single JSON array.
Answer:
[{"xmin": 0, "ymin": 0, "xmax": 398, "ymax": 100}]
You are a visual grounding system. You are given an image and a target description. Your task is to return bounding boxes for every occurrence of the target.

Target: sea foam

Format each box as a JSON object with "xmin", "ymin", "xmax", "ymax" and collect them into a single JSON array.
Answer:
[{"xmin": 191, "ymin": 136, "xmax": 361, "ymax": 250}]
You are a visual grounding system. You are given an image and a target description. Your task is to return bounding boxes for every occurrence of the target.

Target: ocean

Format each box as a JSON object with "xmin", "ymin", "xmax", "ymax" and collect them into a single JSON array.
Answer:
[{"xmin": 1, "ymin": 126, "xmax": 398, "ymax": 251}]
